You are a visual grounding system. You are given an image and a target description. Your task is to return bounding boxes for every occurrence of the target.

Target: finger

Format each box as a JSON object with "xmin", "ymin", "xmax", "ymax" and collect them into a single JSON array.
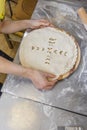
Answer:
[
  {"xmin": 40, "ymin": 20, "xmax": 54, "ymax": 27},
  {"xmin": 37, "ymin": 85, "xmax": 53, "ymax": 91},
  {"xmin": 49, "ymin": 23, "xmax": 55, "ymax": 27},
  {"xmin": 47, "ymin": 79, "xmax": 57, "ymax": 85},
  {"xmin": 47, "ymin": 80, "xmax": 57, "ymax": 86},
  {"xmin": 43, "ymin": 84, "xmax": 55, "ymax": 90},
  {"xmin": 48, "ymin": 77, "xmax": 58, "ymax": 82},
  {"xmin": 40, "ymin": 23, "xmax": 50, "ymax": 28},
  {"xmin": 40, "ymin": 80, "xmax": 56, "ymax": 90},
  {"xmin": 39, "ymin": 20, "xmax": 51, "ymax": 25},
  {"xmin": 39, "ymin": 19, "xmax": 50, "ymax": 23},
  {"xmin": 39, "ymin": 20, "xmax": 49, "ymax": 24},
  {"xmin": 49, "ymin": 79, "xmax": 57, "ymax": 82},
  {"xmin": 44, "ymin": 72, "xmax": 55, "ymax": 77}
]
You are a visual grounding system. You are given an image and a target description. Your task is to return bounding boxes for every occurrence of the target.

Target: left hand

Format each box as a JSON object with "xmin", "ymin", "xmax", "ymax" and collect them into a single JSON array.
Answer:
[{"xmin": 28, "ymin": 19, "xmax": 53, "ymax": 29}]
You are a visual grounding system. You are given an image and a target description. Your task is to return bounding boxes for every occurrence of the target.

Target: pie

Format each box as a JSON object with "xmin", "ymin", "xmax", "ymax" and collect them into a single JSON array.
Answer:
[{"xmin": 19, "ymin": 27, "xmax": 81, "ymax": 80}]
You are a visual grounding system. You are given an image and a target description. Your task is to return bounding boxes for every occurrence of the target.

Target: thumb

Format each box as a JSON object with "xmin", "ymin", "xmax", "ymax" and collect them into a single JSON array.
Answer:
[{"xmin": 46, "ymin": 73, "xmax": 56, "ymax": 78}]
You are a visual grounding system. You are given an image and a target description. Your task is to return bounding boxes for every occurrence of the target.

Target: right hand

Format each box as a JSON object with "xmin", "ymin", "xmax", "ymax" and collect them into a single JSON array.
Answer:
[{"xmin": 31, "ymin": 70, "xmax": 57, "ymax": 90}]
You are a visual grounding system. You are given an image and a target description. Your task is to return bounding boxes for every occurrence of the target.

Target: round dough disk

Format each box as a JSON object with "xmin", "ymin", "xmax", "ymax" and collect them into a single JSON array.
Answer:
[{"xmin": 19, "ymin": 27, "xmax": 81, "ymax": 80}]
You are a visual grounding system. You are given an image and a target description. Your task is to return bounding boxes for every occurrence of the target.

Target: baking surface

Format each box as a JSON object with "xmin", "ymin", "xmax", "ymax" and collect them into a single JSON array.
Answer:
[
  {"xmin": 0, "ymin": 93, "xmax": 87, "ymax": 130},
  {"xmin": 2, "ymin": 0, "xmax": 87, "ymax": 116}
]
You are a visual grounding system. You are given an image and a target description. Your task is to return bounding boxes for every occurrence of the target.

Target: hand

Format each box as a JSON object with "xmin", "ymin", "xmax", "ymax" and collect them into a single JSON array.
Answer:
[
  {"xmin": 30, "ymin": 70, "xmax": 57, "ymax": 90},
  {"xmin": 28, "ymin": 19, "xmax": 53, "ymax": 29}
]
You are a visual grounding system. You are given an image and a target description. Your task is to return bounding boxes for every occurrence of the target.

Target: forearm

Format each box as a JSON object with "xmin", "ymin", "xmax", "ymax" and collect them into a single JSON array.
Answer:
[
  {"xmin": 0, "ymin": 19, "xmax": 51, "ymax": 34},
  {"xmin": 0, "ymin": 57, "xmax": 57, "ymax": 90},
  {"xmin": 0, "ymin": 20, "xmax": 31, "ymax": 34},
  {"xmin": 0, "ymin": 56, "xmax": 33, "ymax": 78}
]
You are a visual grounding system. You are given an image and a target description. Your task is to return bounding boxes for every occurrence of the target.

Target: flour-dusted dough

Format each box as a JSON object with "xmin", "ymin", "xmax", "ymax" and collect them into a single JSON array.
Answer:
[
  {"xmin": 19, "ymin": 27, "xmax": 80, "ymax": 80},
  {"xmin": 9, "ymin": 102, "xmax": 38, "ymax": 129}
]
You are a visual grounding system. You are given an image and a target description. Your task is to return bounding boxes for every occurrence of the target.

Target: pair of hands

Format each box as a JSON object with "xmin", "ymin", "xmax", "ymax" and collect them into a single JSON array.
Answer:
[{"xmin": 24, "ymin": 19, "xmax": 57, "ymax": 90}]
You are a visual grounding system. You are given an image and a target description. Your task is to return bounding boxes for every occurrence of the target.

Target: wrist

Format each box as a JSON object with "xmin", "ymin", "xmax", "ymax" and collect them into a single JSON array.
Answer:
[
  {"xmin": 21, "ymin": 66, "xmax": 34, "ymax": 79},
  {"xmin": 23, "ymin": 20, "xmax": 32, "ymax": 29}
]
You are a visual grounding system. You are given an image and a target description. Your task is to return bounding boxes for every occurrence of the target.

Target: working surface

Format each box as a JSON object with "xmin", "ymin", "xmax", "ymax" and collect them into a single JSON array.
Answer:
[
  {"xmin": 0, "ymin": 93, "xmax": 86, "ymax": 130},
  {"xmin": 2, "ymin": 0, "xmax": 87, "ymax": 117}
]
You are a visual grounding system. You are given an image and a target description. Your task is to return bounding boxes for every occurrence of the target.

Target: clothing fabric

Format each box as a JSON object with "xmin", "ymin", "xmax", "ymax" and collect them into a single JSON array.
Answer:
[{"xmin": 0, "ymin": 0, "xmax": 5, "ymax": 20}]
